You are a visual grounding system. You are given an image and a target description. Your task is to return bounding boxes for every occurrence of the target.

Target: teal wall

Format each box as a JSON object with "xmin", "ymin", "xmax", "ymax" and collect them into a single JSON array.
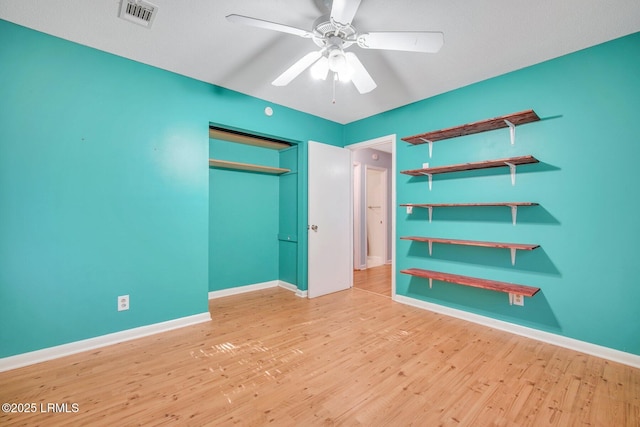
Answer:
[
  {"xmin": 2, "ymin": 17, "xmax": 638, "ymax": 360},
  {"xmin": 344, "ymin": 32, "xmax": 640, "ymax": 355},
  {"xmin": 0, "ymin": 20, "xmax": 342, "ymax": 358}
]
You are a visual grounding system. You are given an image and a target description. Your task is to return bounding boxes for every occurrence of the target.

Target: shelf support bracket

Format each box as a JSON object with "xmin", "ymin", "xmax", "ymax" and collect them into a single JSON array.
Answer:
[
  {"xmin": 429, "ymin": 278, "xmax": 433, "ymax": 289},
  {"xmin": 509, "ymin": 205, "xmax": 518, "ymax": 226},
  {"xmin": 428, "ymin": 240, "xmax": 433, "ymax": 256},
  {"xmin": 510, "ymin": 248, "xmax": 517, "ymax": 266},
  {"xmin": 505, "ymin": 162, "xmax": 516, "ymax": 186},
  {"xmin": 406, "ymin": 205, "xmax": 413, "ymax": 215},
  {"xmin": 419, "ymin": 138, "xmax": 433, "ymax": 158},
  {"xmin": 509, "ymin": 293, "xmax": 514, "ymax": 305},
  {"xmin": 428, "ymin": 206, "xmax": 433, "ymax": 223},
  {"xmin": 420, "ymin": 172, "xmax": 433, "ymax": 191},
  {"xmin": 504, "ymin": 119, "xmax": 516, "ymax": 145}
]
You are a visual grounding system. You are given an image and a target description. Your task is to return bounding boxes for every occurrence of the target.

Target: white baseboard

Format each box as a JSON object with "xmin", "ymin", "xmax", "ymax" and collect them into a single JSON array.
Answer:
[
  {"xmin": 208, "ymin": 280, "xmax": 305, "ymax": 299},
  {"xmin": 0, "ymin": 312, "xmax": 212, "ymax": 373},
  {"xmin": 394, "ymin": 295, "xmax": 640, "ymax": 369}
]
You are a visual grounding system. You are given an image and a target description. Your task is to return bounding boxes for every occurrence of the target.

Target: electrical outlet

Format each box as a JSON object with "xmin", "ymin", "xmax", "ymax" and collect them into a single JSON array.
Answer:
[
  {"xmin": 512, "ymin": 294, "xmax": 524, "ymax": 306},
  {"xmin": 118, "ymin": 295, "xmax": 129, "ymax": 311},
  {"xmin": 422, "ymin": 162, "xmax": 429, "ymax": 169}
]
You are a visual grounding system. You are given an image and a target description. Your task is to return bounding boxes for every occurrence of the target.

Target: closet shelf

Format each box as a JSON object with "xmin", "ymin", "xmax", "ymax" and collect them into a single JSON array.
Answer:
[
  {"xmin": 209, "ymin": 126, "xmax": 291, "ymax": 150},
  {"xmin": 401, "ymin": 268, "xmax": 540, "ymax": 301},
  {"xmin": 400, "ymin": 236, "xmax": 539, "ymax": 265},
  {"xmin": 400, "ymin": 202, "xmax": 538, "ymax": 225},
  {"xmin": 209, "ymin": 159, "xmax": 290, "ymax": 175},
  {"xmin": 402, "ymin": 110, "xmax": 540, "ymax": 145}
]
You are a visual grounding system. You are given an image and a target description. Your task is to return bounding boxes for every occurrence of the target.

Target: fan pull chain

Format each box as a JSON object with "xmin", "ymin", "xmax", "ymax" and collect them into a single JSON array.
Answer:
[{"xmin": 332, "ymin": 72, "xmax": 337, "ymax": 104}]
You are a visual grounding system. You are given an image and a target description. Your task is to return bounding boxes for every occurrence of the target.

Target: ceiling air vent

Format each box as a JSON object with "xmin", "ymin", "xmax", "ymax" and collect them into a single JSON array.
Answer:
[{"xmin": 119, "ymin": 0, "xmax": 158, "ymax": 29}]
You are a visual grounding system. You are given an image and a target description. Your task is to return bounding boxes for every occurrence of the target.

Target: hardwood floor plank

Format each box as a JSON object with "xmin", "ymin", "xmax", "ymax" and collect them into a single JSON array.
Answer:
[{"xmin": 1, "ymin": 287, "xmax": 638, "ymax": 426}]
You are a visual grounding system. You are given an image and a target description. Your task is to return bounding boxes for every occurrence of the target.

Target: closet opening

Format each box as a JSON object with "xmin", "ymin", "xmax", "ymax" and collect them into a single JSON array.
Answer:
[{"xmin": 208, "ymin": 123, "xmax": 302, "ymax": 298}]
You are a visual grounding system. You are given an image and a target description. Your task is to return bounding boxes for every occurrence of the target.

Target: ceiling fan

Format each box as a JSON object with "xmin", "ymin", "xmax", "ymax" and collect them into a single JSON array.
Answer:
[{"xmin": 226, "ymin": 0, "xmax": 444, "ymax": 94}]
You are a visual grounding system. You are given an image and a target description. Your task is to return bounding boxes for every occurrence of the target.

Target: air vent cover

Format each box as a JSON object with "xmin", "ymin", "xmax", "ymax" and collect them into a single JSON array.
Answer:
[{"xmin": 119, "ymin": 0, "xmax": 158, "ymax": 28}]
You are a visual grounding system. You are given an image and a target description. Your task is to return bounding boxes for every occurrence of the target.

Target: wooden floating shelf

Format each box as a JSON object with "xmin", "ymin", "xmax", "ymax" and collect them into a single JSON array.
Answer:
[
  {"xmin": 209, "ymin": 159, "xmax": 290, "ymax": 175},
  {"xmin": 401, "ymin": 155, "xmax": 538, "ymax": 189},
  {"xmin": 400, "ymin": 236, "xmax": 539, "ymax": 265},
  {"xmin": 209, "ymin": 126, "xmax": 291, "ymax": 150},
  {"xmin": 400, "ymin": 202, "xmax": 538, "ymax": 225},
  {"xmin": 401, "ymin": 202, "xmax": 538, "ymax": 209},
  {"xmin": 400, "ymin": 155, "xmax": 538, "ymax": 176},
  {"xmin": 401, "ymin": 268, "xmax": 540, "ymax": 298},
  {"xmin": 400, "ymin": 236, "xmax": 539, "ymax": 251},
  {"xmin": 402, "ymin": 110, "xmax": 540, "ymax": 145}
]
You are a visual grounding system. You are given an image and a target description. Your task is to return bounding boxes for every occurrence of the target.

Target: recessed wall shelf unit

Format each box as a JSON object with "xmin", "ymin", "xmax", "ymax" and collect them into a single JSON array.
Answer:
[
  {"xmin": 400, "ymin": 202, "xmax": 538, "ymax": 225},
  {"xmin": 208, "ymin": 125, "xmax": 292, "ymax": 175},
  {"xmin": 400, "ymin": 236, "xmax": 539, "ymax": 265},
  {"xmin": 402, "ymin": 109, "xmax": 540, "ymax": 157},
  {"xmin": 401, "ymin": 268, "xmax": 540, "ymax": 305},
  {"xmin": 400, "ymin": 155, "xmax": 538, "ymax": 190}
]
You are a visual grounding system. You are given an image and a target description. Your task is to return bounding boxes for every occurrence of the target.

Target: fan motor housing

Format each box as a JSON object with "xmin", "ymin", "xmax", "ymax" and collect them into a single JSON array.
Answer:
[{"xmin": 312, "ymin": 15, "xmax": 357, "ymax": 49}]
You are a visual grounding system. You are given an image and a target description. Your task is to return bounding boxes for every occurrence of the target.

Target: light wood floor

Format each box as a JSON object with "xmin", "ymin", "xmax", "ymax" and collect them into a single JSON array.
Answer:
[
  {"xmin": 1, "ymin": 287, "xmax": 639, "ymax": 426},
  {"xmin": 353, "ymin": 264, "xmax": 391, "ymax": 297}
]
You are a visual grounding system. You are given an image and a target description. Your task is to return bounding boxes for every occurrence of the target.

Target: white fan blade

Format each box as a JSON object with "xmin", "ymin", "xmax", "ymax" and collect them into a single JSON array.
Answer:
[
  {"xmin": 357, "ymin": 31, "xmax": 444, "ymax": 53},
  {"xmin": 330, "ymin": 0, "xmax": 362, "ymax": 27},
  {"xmin": 272, "ymin": 51, "xmax": 323, "ymax": 86},
  {"xmin": 345, "ymin": 52, "xmax": 376, "ymax": 94},
  {"xmin": 226, "ymin": 14, "xmax": 312, "ymax": 38}
]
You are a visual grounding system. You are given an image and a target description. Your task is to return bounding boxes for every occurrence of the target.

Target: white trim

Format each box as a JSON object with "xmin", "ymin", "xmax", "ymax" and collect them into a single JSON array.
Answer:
[
  {"xmin": 353, "ymin": 161, "xmax": 362, "ymax": 270},
  {"xmin": 208, "ymin": 280, "xmax": 304, "ymax": 299},
  {"xmin": 394, "ymin": 295, "xmax": 640, "ymax": 369},
  {"xmin": 208, "ymin": 280, "xmax": 280, "ymax": 299},
  {"xmin": 0, "ymin": 312, "xmax": 212, "ymax": 373}
]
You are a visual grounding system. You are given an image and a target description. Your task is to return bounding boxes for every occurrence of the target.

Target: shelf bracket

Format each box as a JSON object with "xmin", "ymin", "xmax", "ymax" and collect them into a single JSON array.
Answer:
[
  {"xmin": 406, "ymin": 205, "xmax": 413, "ymax": 214},
  {"xmin": 428, "ymin": 240, "xmax": 433, "ymax": 256},
  {"xmin": 510, "ymin": 248, "xmax": 517, "ymax": 266},
  {"xmin": 505, "ymin": 162, "xmax": 516, "ymax": 186},
  {"xmin": 429, "ymin": 278, "xmax": 433, "ymax": 289},
  {"xmin": 428, "ymin": 206, "xmax": 433, "ymax": 223},
  {"xmin": 509, "ymin": 205, "xmax": 518, "ymax": 226},
  {"xmin": 419, "ymin": 138, "xmax": 433, "ymax": 158},
  {"xmin": 420, "ymin": 172, "xmax": 433, "ymax": 190},
  {"xmin": 504, "ymin": 119, "xmax": 516, "ymax": 145}
]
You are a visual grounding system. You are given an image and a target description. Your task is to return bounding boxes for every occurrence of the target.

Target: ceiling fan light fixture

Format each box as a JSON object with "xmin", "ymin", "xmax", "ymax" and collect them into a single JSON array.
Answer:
[
  {"xmin": 310, "ymin": 57, "xmax": 329, "ymax": 80},
  {"xmin": 327, "ymin": 48, "xmax": 347, "ymax": 73},
  {"xmin": 338, "ymin": 66, "xmax": 354, "ymax": 83}
]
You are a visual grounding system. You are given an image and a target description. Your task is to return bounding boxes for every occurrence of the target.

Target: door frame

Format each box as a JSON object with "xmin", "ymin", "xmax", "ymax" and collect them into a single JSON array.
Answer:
[
  {"xmin": 353, "ymin": 162, "xmax": 362, "ymax": 270},
  {"xmin": 364, "ymin": 165, "xmax": 388, "ymax": 268},
  {"xmin": 345, "ymin": 134, "xmax": 396, "ymax": 298}
]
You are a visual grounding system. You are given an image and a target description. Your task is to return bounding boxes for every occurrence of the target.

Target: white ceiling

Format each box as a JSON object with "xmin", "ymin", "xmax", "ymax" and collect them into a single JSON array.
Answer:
[{"xmin": 1, "ymin": 0, "xmax": 639, "ymax": 124}]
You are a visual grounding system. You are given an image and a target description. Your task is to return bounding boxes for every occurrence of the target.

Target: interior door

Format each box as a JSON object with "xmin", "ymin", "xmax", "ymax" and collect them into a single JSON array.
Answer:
[{"xmin": 308, "ymin": 141, "xmax": 352, "ymax": 298}]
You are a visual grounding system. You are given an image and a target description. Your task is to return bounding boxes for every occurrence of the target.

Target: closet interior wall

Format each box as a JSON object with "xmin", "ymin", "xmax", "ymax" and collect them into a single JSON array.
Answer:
[{"xmin": 208, "ymin": 127, "xmax": 298, "ymax": 293}]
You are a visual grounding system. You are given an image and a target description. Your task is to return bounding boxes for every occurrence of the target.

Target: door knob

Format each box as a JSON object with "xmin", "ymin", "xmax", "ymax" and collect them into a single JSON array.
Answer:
[{"xmin": 310, "ymin": 224, "xmax": 318, "ymax": 232}]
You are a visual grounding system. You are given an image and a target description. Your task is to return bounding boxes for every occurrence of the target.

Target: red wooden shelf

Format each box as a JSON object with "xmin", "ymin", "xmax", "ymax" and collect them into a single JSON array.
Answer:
[
  {"xmin": 400, "ymin": 236, "xmax": 538, "ymax": 265},
  {"xmin": 402, "ymin": 110, "xmax": 540, "ymax": 145},
  {"xmin": 401, "ymin": 268, "xmax": 540, "ymax": 298},
  {"xmin": 400, "ymin": 236, "xmax": 538, "ymax": 251},
  {"xmin": 399, "ymin": 202, "xmax": 538, "ymax": 225},
  {"xmin": 400, "ymin": 155, "xmax": 538, "ymax": 176},
  {"xmin": 400, "ymin": 202, "xmax": 538, "ymax": 209}
]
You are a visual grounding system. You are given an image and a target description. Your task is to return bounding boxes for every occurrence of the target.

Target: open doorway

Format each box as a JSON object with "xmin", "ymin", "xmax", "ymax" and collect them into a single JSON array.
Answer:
[{"xmin": 347, "ymin": 135, "xmax": 395, "ymax": 298}]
